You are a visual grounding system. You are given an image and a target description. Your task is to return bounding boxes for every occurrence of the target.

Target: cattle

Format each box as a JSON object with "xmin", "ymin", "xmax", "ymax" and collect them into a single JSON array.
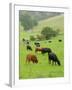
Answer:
[
  {"xmin": 26, "ymin": 40, "xmax": 29, "ymax": 44},
  {"xmin": 48, "ymin": 40, "xmax": 52, "ymax": 43},
  {"xmin": 22, "ymin": 38, "xmax": 30, "ymax": 45},
  {"xmin": 26, "ymin": 54, "xmax": 38, "ymax": 64},
  {"xmin": 47, "ymin": 51, "xmax": 61, "ymax": 66},
  {"xmin": 58, "ymin": 39, "xmax": 62, "ymax": 42},
  {"xmin": 26, "ymin": 45, "xmax": 32, "ymax": 51},
  {"xmin": 35, "ymin": 47, "xmax": 42, "ymax": 53},
  {"xmin": 34, "ymin": 42, "xmax": 40, "ymax": 47},
  {"xmin": 22, "ymin": 38, "xmax": 25, "ymax": 42},
  {"xmin": 35, "ymin": 47, "xmax": 52, "ymax": 54}
]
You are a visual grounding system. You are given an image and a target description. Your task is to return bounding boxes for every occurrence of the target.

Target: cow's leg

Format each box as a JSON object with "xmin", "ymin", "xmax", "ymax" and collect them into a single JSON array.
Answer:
[
  {"xmin": 55, "ymin": 61, "xmax": 56, "ymax": 65},
  {"xmin": 26, "ymin": 58, "xmax": 28, "ymax": 64},
  {"xmin": 52, "ymin": 61, "xmax": 54, "ymax": 65},
  {"xmin": 26, "ymin": 57, "xmax": 30, "ymax": 64},
  {"xmin": 49, "ymin": 59, "xmax": 51, "ymax": 64}
]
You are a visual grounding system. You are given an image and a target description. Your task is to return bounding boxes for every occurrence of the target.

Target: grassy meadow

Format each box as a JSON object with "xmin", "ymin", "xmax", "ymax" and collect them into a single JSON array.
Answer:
[{"xmin": 19, "ymin": 15, "xmax": 64, "ymax": 79}]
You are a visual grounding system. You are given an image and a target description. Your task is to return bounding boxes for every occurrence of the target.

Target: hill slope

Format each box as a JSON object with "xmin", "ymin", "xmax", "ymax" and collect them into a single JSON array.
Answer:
[{"xmin": 20, "ymin": 15, "xmax": 64, "ymax": 40}]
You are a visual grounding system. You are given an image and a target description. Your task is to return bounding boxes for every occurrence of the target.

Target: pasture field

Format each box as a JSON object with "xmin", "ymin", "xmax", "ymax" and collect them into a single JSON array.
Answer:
[{"xmin": 19, "ymin": 15, "xmax": 64, "ymax": 79}]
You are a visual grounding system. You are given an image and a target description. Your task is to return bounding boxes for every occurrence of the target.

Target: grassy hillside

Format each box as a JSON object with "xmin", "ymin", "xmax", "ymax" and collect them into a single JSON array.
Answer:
[
  {"xmin": 19, "ymin": 15, "xmax": 64, "ymax": 40},
  {"xmin": 33, "ymin": 15, "xmax": 64, "ymax": 33}
]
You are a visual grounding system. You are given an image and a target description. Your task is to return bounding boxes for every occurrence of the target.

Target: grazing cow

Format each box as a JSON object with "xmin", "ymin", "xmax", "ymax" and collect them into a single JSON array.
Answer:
[
  {"xmin": 47, "ymin": 52, "xmax": 61, "ymax": 66},
  {"xmin": 26, "ymin": 40, "xmax": 29, "ymax": 44},
  {"xmin": 34, "ymin": 42, "xmax": 40, "ymax": 47},
  {"xmin": 26, "ymin": 54, "xmax": 38, "ymax": 64},
  {"xmin": 35, "ymin": 47, "xmax": 52, "ymax": 54},
  {"xmin": 35, "ymin": 47, "xmax": 42, "ymax": 52},
  {"xmin": 26, "ymin": 45, "xmax": 32, "ymax": 51},
  {"xmin": 35, "ymin": 47, "xmax": 42, "ymax": 53},
  {"xmin": 22, "ymin": 39, "xmax": 30, "ymax": 45},
  {"xmin": 58, "ymin": 39, "xmax": 62, "ymax": 42},
  {"xmin": 48, "ymin": 40, "xmax": 52, "ymax": 43},
  {"xmin": 41, "ymin": 48, "xmax": 52, "ymax": 54},
  {"xmin": 22, "ymin": 38, "xmax": 25, "ymax": 42}
]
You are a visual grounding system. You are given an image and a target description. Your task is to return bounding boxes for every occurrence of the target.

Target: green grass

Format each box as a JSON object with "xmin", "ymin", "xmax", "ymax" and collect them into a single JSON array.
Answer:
[{"xmin": 19, "ymin": 15, "xmax": 64, "ymax": 79}]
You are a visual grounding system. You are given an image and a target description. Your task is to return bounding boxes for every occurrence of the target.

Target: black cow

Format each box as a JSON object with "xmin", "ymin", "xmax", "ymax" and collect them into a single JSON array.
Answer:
[
  {"xmin": 26, "ymin": 45, "xmax": 32, "ymax": 51},
  {"xmin": 22, "ymin": 38, "xmax": 25, "ymax": 41},
  {"xmin": 41, "ymin": 48, "xmax": 52, "ymax": 54},
  {"xmin": 58, "ymin": 39, "xmax": 62, "ymax": 42},
  {"xmin": 34, "ymin": 42, "xmax": 40, "ymax": 47},
  {"xmin": 47, "ymin": 51, "xmax": 61, "ymax": 66},
  {"xmin": 48, "ymin": 40, "xmax": 52, "ymax": 43}
]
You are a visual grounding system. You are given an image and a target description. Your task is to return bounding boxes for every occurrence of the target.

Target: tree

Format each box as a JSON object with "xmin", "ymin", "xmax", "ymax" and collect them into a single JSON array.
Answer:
[
  {"xmin": 19, "ymin": 12, "xmax": 38, "ymax": 30},
  {"xmin": 20, "ymin": 13, "xmax": 33, "ymax": 30},
  {"xmin": 41, "ymin": 27, "xmax": 59, "ymax": 40}
]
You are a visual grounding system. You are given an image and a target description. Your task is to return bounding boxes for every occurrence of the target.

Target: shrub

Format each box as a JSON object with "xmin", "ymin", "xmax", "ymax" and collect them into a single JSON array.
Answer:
[
  {"xmin": 41, "ymin": 27, "xmax": 59, "ymax": 40},
  {"xmin": 36, "ymin": 34, "xmax": 45, "ymax": 40},
  {"xmin": 30, "ymin": 35, "xmax": 36, "ymax": 41}
]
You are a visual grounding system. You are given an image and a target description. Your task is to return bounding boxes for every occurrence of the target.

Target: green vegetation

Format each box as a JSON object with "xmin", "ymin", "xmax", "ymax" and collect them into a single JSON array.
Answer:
[
  {"xmin": 19, "ymin": 14, "xmax": 64, "ymax": 79},
  {"xmin": 30, "ymin": 35, "xmax": 36, "ymax": 41},
  {"xmin": 41, "ymin": 27, "xmax": 59, "ymax": 40},
  {"xmin": 19, "ymin": 11, "xmax": 38, "ymax": 30}
]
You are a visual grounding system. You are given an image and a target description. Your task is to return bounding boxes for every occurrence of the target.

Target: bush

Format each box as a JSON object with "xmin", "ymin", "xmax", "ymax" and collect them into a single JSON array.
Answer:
[
  {"xmin": 36, "ymin": 34, "xmax": 45, "ymax": 40},
  {"xmin": 30, "ymin": 35, "xmax": 36, "ymax": 41},
  {"xmin": 41, "ymin": 27, "xmax": 59, "ymax": 40}
]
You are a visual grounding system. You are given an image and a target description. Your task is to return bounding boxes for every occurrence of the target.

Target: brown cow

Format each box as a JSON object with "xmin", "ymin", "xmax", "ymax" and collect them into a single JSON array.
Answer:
[
  {"xmin": 26, "ymin": 54, "xmax": 38, "ymax": 64},
  {"xmin": 35, "ymin": 47, "xmax": 52, "ymax": 54},
  {"xmin": 35, "ymin": 47, "xmax": 42, "ymax": 53}
]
